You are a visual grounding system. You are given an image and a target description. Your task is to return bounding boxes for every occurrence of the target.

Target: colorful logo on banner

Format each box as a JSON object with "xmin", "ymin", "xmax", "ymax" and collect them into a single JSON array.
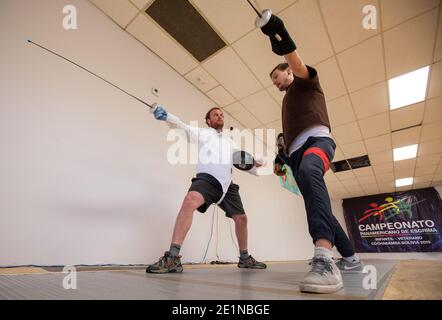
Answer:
[{"xmin": 343, "ymin": 188, "xmax": 442, "ymax": 253}]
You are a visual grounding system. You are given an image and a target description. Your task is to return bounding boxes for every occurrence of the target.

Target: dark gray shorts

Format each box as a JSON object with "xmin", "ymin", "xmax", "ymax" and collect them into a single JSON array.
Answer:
[{"xmin": 188, "ymin": 173, "xmax": 245, "ymax": 218}]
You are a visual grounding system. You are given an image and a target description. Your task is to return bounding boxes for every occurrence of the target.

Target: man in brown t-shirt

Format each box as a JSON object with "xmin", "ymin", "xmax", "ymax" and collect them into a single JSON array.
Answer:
[{"xmin": 261, "ymin": 14, "xmax": 363, "ymax": 294}]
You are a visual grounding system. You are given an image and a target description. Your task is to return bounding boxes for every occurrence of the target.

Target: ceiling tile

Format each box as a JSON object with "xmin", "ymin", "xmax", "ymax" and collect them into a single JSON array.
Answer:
[
  {"xmin": 378, "ymin": 182, "xmax": 396, "ymax": 193},
  {"xmin": 391, "ymin": 126, "xmax": 421, "ymax": 148},
  {"xmin": 241, "ymin": 90, "xmax": 281, "ymax": 124},
  {"xmin": 266, "ymin": 85, "xmax": 285, "ymax": 106},
  {"xmin": 359, "ymin": 112, "xmax": 391, "ymax": 139},
  {"xmin": 394, "ymin": 158, "xmax": 416, "ymax": 171},
  {"xmin": 434, "ymin": 171, "xmax": 442, "ymax": 182},
  {"xmin": 126, "ymin": 14, "xmax": 198, "ymax": 74},
  {"xmin": 206, "ymin": 86, "xmax": 236, "ymax": 107},
  {"xmin": 130, "ymin": 0, "xmax": 149, "ymax": 10},
  {"xmin": 354, "ymin": 166, "xmax": 375, "ymax": 177},
  {"xmin": 341, "ymin": 179, "xmax": 361, "ymax": 189},
  {"xmin": 415, "ymin": 165, "xmax": 438, "ymax": 176},
  {"xmin": 348, "ymin": 188, "xmax": 367, "ymax": 198},
  {"xmin": 233, "ymin": 29, "xmax": 284, "ymax": 87},
  {"xmin": 413, "ymin": 181, "xmax": 432, "ymax": 189},
  {"xmin": 192, "ymin": 0, "xmax": 255, "ymax": 44},
  {"xmin": 395, "ymin": 168, "xmax": 415, "ymax": 179},
  {"xmin": 314, "ymin": 57, "xmax": 347, "ymax": 101},
  {"xmin": 416, "ymin": 154, "xmax": 441, "ymax": 167},
  {"xmin": 337, "ymin": 35, "xmax": 385, "ymax": 92},
  {"xmin": 325, "ymin": 170, "xmax": 339, "ymax": 183},
  {"xmin": 362, "ymin": 184, "xmax": 380, "ymax": 195},
  {"xmin": 421, "ymin": 121, "xmax": 442, "ymax": 142},
  {"xmin": 266, "ymin": 120, "xmax": 283, "ymax": 133},
  {"xmin": 435, "ymin": 13, "xmax": 442, "ymax": 62},
  {"xmin": 319, "ymin": 0, "xmax": 379, "ymax": 52},
  {"xmin": 381, "ymin": 0, "xmax": 440, "ymax": 30},
  {"xmin": 369, "ymin": 150, "xmax": 393, "ymax": 165},
  {"xmin": 376, "ymin": 171, "xmax": 395, "ymax": 182},
  {"xmin": 358, "ymin": 175, "xmax": 377, "ymax": 185},
  {"xmin": 91, "ymin": 0, "xmax": 139, "ymax": 28},
  {"xmin": 202, "ymin": 47, "xmax": 262, "ymax": 100},
  {"xmin": 341, "ymin": 141, "xmax": 367, "ymax": 158},
  {"xmin": 332, "ymin": 122, "xmax": 363, "ymax": 144},
  {"xmin": 390, "ymin": 102, "xmax": 425, "ymax": 131},
  {"xmin": 184, "ymin": 66, "xmax": 218, "ymax": 92},
  {"xmin": 418, "ymin": 139, "xmax": 442, "ymax": 156},
  {"xmin": 333, "ymin": 146, "xmax": 346, "ymax": 162},
  {"xmin": 414, "ymin": 175, "xmax": 434, "ymax": 184},
  {"xmin": 255, "ymin": 0, "xmax": 298, "ymax": 13},
  {"xmin": 373, "ymin": 162, "xmax": 394, "ymax": 175},
  {"xmin": 428, "ymin": 61, "xmax": 442, "ymax": 99},
  {"xmin": 350, "ymin": 82, "xmax": 389, "ymax": 120},
  {"xmin": 327, "ymin": 95, "xmax": 357, "ymax": 127},
  {"xmin": 365, "ymin": 134, "xmax": 392, "ymax": 154},
  {"xmin": 223, "ymin": 102, "xmax": 261, "ymax": 129},
  {"xmin": 279, "ymin": 0, "xmax": 334, "ymax": 65},
  {"xmin": 423, "ymin": 97, "xmax": 442, "ymax": 124},
  {"xmin": 383, "ymin": 9, "xmax": 439, "ymax": 78},
  {"xmin": 335, "ymin": 170, "xmax": 356, "ymax": 181}
]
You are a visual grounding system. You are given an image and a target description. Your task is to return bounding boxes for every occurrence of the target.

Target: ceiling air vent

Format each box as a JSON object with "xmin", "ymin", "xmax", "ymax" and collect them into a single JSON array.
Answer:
[
  {"xmin": 146, "ymin": 0, "xmax": 226, "ymax": 62},
  {"xmin": 331, "ymin": 155, "xmax": 371, "ymax": 173}
]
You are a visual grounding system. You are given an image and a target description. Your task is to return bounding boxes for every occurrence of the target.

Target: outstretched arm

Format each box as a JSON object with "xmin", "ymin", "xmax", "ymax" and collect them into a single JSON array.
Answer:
[
  {"xmin": 151, "ymin": 104, "xmax": 199, "ymax": 142},
  {"xmin": 260, "ymin": 14, "xmax": 309, "ymax": 79}
]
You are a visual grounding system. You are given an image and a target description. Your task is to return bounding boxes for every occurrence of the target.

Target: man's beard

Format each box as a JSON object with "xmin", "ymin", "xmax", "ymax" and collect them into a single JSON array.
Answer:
[{"xmin": 211, "ymin": 122, "xmax": 224, "ymax": 130}]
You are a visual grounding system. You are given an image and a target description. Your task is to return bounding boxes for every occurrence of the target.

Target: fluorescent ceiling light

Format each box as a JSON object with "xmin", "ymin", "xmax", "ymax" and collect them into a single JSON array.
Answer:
[
  {"xmin": 393, "ymin": 144, "xmax": 418, "ymax": 161},
  {"xmin": 395, "ymin": 177, "xmax": 414, "ymax": 187},
  {"xmin": 389, "ymin": 66, "xmax": 430, "ymax": 110}
]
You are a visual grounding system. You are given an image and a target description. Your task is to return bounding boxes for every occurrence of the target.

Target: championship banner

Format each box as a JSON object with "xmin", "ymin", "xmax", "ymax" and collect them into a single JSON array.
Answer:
[{"xmin": 342, "ymin": 187, "xmax": 442, "ymax": 252}]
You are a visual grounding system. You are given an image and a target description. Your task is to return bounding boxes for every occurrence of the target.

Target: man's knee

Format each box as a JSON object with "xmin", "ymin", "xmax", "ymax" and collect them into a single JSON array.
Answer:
[{"xmin": 182, "ymin": 192, "xmax": 204, "ymax": 210}]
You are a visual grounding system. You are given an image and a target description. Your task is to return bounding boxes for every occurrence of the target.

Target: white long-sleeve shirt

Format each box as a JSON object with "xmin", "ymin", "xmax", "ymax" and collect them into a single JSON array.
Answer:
[{"xmin": 165, "ymin": 113, "xmax": 250, "ymax": 194}]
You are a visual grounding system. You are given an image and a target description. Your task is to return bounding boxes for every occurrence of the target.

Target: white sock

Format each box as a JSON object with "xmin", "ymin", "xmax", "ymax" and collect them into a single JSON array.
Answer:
[
  {"xmin": 314, "ymin": 247, "xmax": 333, "ymax": 260},
  {"xmin": 343, "ymin": 254, "xmax": 360, "ymax": 263}
]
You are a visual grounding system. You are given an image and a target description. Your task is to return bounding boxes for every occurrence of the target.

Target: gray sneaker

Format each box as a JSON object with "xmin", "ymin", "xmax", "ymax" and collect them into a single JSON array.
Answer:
[
  {"xmin": 238, "ymin": 255, "xmax": 267, "ymax": 269},
  {"xmin": 335, "ymin": 258, "xmax": 364, "ymax": 273},
  {"xmin": 146, "ymin": 251, "xmax": 183, "ymax": 274},
  {"xmin": 299, "ymin": 256, "xmax": 343, "ymax": 294}
]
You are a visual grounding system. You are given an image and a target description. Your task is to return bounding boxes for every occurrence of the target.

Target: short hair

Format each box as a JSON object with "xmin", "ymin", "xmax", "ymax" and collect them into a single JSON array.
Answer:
[
  {"xmin": 269, "ymin": 63, "xmax": 290, "ymax": 78},
  {"xmin": 205, "ymin": 107, "xmax": 222, "ymax": 125}
]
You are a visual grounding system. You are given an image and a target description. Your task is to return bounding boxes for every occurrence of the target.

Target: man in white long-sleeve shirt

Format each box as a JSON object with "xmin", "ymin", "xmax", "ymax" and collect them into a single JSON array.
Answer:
[{"xmin": 146, "ymin": 106, "xmax": 267, "ymax": 273}]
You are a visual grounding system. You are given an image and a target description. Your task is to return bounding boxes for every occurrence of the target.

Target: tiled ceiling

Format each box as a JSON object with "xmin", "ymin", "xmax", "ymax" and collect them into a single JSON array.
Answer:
[{"xmin": 90, "ymin": 0, "xmax": 442, "ymax": 199}]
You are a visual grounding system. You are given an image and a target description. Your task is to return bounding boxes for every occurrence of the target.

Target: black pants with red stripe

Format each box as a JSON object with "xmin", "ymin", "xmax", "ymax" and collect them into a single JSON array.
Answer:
[{"xmin": 289, "ymin": 136, "xmax": 355, "ymax": 258}]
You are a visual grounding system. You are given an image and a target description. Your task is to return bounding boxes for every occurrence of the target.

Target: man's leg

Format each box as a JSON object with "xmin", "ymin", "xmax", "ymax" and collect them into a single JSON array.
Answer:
[
  {"xmin": 146, "ymin": 191, "xmax": 204, "ymax": 274},
  {"xmin": 293, "ymin": 144, "xmax": 343, "ymax": 293},
  {"xmin": 231, "ymin": 214, "xmax": 248, "ymax": 251},
  {"xmin": 171, "ymin": 191, "xmax": 205, "ymax": 246},
  {"xmin": 219, "ymin": 184, "xmax": 266, "ymax": 269},
  {"xmin": 332, "ymin": 216, "xmax": 364, "ymax": 272},
  {"xmin": 231, "ymin": 213, "xmax": 267, "ymax": 269}
]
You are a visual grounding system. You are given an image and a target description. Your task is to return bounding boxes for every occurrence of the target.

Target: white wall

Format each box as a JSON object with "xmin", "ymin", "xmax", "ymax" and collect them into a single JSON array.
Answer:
[
  {"xmin": 0, "ymin": 0, "xmax": 315, "ymax": 266},
  {"xmin": 331, "ymin": 185, "xmax": 442, "ymax": 260}
]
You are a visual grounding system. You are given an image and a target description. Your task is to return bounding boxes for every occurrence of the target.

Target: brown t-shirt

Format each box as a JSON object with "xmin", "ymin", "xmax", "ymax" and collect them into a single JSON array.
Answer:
[{"xmin": 282, "ymin": 65, "xmax": 331, "ymax": 151}]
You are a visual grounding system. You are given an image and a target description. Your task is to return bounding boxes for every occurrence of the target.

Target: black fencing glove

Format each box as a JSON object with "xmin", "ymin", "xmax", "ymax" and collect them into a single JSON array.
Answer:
[{"xmin": 260, "ymin": 15, "xmax": 296, "ymax": 56}]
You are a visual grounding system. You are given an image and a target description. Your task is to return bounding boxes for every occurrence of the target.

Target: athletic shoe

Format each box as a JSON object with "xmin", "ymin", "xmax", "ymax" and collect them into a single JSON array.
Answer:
[
  {"xmin": 335, "ymin": 258, "xmax": 364, "ymax": 273},
  {"xmin": 146, "ymin": 251, "xmax": 183, "ymax": 273},
  {"xmin": 299, "ymin": 256, "xmax": 343, "ymax": 293},
  {"xmin": 238, "ymin": 255, "xmax": 267, "ymax": 269}
]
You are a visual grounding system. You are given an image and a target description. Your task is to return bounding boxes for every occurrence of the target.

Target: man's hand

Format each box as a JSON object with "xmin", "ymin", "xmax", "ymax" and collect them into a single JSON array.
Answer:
[
  {"xmin": 152, "ymin": 104, "xmax": 168, "ymax": 121},
  {"xmin": 274, "ymin": 163, "xmax": 286, "ymax": 176},
  {"xmin": 254, "ymin": 155, "xmax": 266, "ymax": 168},
  {"xmin": 260, "ymin": 14, "xmax": 296, "ymax": 56}
]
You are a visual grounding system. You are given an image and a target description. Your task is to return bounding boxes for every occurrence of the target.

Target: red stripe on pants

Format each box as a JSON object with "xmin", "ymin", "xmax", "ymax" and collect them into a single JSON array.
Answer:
[{"xmin": 303, "ymin": 147, "xmax": 330, "ymax": 173}]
